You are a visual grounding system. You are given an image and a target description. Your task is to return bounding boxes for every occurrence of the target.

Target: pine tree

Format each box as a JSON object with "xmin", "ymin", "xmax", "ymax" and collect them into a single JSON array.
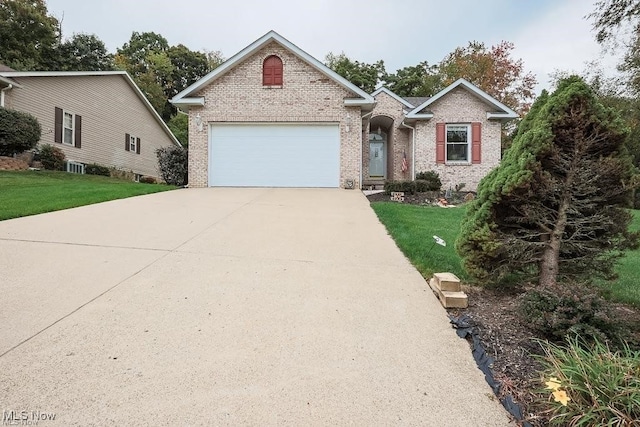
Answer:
[{"xmin": 456, "ymin": 76, "xmax": 639, "ymax": 287}]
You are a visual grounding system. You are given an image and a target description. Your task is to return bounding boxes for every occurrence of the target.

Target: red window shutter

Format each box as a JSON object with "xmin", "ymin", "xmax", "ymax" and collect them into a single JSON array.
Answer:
[
  {"xmin": 263, "ymin": 56, "xmax": 283, "ymax": 86},
  {"xmin": 436, "ymin": 123, "xmax": 446, "ymax": 164},
  {"xmin": 54, "ymin": 107, "xmax": 63, "ymax": 143},
  {"xmin": 472, "ymin": 122, "xmax": 482, "ymax": 164},
  {"xmin": 125, "ymin": 133, "xmax": 130, "ymax": 151},
  {"xmin": 263, "ymin": 67, "xmax": 273, "ymax": 85},
  {"xmin": 74, "ymin": 115, "xmax": 82, "ymax": 148},
  {"xmin": 136, "ymin": 137, "xmax": 141, "ymax": 154},
  {"xmin": 273, "ymin": 67, "xmax": 283, "ymax": 85}
]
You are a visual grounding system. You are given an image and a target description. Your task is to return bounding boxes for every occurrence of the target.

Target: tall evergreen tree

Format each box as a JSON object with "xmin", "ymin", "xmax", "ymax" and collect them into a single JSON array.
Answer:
[{"xmin": 456, "ymin": 76, "xmax": 639, "ymax": 287}]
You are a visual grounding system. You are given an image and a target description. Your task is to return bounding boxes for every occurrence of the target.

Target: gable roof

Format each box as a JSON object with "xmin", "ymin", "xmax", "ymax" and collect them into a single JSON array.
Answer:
[
  {"xmin": 371, "ymin": 87, "xmax": 415, "ymax": 109},
  {"xmin": 171, "ymin": 30, "xmax": 375, "ymax": 110},
  {"xmin": 405, "ymin": 78, "xmax": 518, "ymax": 120},
  {"xmin": 0, "ymin": 71, "xmax": 181, "ymax": 147}
]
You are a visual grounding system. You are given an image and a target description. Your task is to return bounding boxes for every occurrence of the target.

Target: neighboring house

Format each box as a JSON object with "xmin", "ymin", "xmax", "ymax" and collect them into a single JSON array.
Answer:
[
  {"xmin": 171, "ymin": 31, "xmax": 517, "ymax": 190},
  {"xmin": 0, "ymin": 69, "xmax": 181, "ymax": 179}
]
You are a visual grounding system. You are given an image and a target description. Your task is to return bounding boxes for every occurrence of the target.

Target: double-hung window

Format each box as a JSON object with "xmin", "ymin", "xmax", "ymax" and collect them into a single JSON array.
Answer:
[
  {"xmin": 63, "ymin": 112, "xmax": 74, "ymax": 145},
  {"xmin": 55, "ymin": 107, "xmax": 82, "ymax": 148},
  {"xmin": 125, "ymin": 133, "xmax": 141, "ymax": 154},
  {"xmin": 446, "ymin": 124, "xmax": 471, "ymax": 163}
]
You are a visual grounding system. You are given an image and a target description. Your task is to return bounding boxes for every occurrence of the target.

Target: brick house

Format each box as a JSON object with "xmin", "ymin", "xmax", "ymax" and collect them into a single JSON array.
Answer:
[
  {"xmin": 171, "ymin": 31, "xmax": 517, "ymax": 190},
  {"xmin": 0, "ymin": 70, "xmax": 181, "ymax": 180}
]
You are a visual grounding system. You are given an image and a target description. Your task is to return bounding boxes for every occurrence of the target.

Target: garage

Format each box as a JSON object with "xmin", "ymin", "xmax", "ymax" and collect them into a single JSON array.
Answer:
[{"xmin": 208, "ymin": 123, "xmax": 340, "ymax": 187}]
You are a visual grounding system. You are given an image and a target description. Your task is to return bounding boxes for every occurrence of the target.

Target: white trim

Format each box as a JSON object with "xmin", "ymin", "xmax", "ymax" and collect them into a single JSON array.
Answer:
[
  {"xmin": 129, "ymin": 134, "xmax": 137, "ymax": 153},
  {"xmin": 344, "ymin": 98, "xmax": 376, "ymax": 110},
  {"xmin": 62, "ymin": 110, "xmax": 75, "ymax": 146},
  {"xmin": 445, "ymin": 123, "xmax": 472, "ymax": 164},
  {"xmin": 2, "ymin": 70, "xmax": 182, "ymax": 148},
  {"xmin": 171, "ymin": 30, "xmax": 375, "ymax": 108},
  {"xmin": 2, "ymin": 71, "xmax": 125, "ymax": 78},
  {"xmin": 406, "ymin": 78, "xmax": 518, "ymax": 120},
  {"xmin": 371, "ymin": 87, "xmax": 415, "ymax": 109},
  {"xmin": 405, "ymin": 113, "xmax": 434, "ymax": 120},
  {"xmin": 172, "ymin": 97, "xmax": 205, "ymax": 107},
  {"xmin": 0, "ymin": 76, "xmax": 22, "ymax": 88}
]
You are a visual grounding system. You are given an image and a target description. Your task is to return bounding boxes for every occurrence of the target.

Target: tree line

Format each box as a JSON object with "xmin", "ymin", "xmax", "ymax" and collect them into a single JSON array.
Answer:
[
  {"xmin": 325, "ymin": 40, "xmax": 537, "ymax": 117},
  {"xmin": 1, "ymin": 0, "xmax": 542, "ymax": 149},
  {"xmin": 0, "ymin": 0, "xmax": 223, "ymax": 145}
]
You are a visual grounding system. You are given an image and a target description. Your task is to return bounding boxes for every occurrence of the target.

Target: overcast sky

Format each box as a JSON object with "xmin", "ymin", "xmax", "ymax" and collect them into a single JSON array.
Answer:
[{"xmin": 45, "ymin": 0, "xmax": 618, "ymax": 93}]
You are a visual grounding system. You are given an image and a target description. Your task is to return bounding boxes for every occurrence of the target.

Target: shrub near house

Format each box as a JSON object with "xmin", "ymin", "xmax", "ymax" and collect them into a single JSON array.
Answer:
[{"xmin": 0, "ymin": 107, "xmax": 41, "ymax": 156}]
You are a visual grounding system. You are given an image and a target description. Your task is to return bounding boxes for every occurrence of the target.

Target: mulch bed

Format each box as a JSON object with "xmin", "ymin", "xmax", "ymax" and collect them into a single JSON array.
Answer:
[{"xmin": 367, "ymin": 191, "xmax": 640, "ymax": 425}]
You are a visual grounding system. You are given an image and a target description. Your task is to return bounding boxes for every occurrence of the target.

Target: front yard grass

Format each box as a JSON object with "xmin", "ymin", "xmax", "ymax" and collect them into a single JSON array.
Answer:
[
  {"xmin": 371, "ymin": 202, "xmax": 467, "ymax": 280},
  {"xmin": 371, "ymin": 201, "xmax": 640, "ymax": 307},
  {"xmin": 0, "ymin": 170, "xmax": 176, "ymax": 221}
]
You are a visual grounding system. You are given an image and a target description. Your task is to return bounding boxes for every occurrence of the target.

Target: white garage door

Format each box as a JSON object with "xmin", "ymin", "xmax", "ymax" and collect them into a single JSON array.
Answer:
[{"xmin": 209, "ymin": 123, "xmax": 340, "ymax": 187}]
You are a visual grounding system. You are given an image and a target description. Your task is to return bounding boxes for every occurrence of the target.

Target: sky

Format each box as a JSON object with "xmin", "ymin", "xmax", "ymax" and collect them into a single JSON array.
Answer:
[{"xmin": 45, "ymin": 0, "xmax": 620, "ymax": 93}]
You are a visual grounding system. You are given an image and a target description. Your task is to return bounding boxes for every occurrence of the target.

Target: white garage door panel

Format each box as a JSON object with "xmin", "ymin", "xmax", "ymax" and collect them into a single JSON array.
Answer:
[{"xmin": 209, "ymin": 124, "xmax": 340, "ymax": 187}]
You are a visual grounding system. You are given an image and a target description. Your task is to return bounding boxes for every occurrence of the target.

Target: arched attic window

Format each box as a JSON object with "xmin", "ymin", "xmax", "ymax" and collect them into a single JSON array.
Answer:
[{"xmin": 263, "ymin": 55, "xmax": 283, "ymax": 86}]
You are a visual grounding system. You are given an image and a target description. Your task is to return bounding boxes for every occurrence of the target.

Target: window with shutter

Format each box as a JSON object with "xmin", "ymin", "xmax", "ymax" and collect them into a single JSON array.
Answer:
[
  {"xmin": 263, "ymin": 55, "xmax": 283, "ymax": 86},
  {"xmin": 54, "ymin": 107, "xmax": 62, "ymax": 143},
  {"xmin": 74, "ymin": 115, "xmax": 82, "ymax": 148},
  {"xmin": 436, "ymin": 123, "xmax": 446, "ymax": 164},
  {"xmin": 125, "ymin": 134, "xmax": 140, "ymax": 154},
  {"xmin": 471, "ymin": 122, "xmax": 482, "ymax": 164},
  {"xmin": 62, "ymin": 112, "xmax": 74, "ymax": 145}
]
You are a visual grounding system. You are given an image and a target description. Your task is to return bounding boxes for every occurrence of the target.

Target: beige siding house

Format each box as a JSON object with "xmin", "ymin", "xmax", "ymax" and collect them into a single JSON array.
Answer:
[
  {"xmin": 0, "ymin": 71, "xmax": 181, "ymax": 179},
  {"xmin": 172, "ymin": 31, "xmax": 517, "ymax": 190}
]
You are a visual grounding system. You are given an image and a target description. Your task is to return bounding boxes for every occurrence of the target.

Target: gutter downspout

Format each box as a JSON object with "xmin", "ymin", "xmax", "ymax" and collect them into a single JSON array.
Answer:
[
  {"xmin": 401, "ymin": 120, "xmax": 416, "ymax": 181},
  {"xmin": 0, "ymin": 84, "xmax": 12, "ymax": 108},
  {"xmin": 360, "ymin": 111, "xmax": 373, "ymax": 189}
]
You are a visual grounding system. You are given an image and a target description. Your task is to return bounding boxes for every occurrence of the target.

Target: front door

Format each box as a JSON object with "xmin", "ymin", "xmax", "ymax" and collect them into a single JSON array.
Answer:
[{"xmin": 369, "ymin": 132, "xmax": 386, "ymax": 178}]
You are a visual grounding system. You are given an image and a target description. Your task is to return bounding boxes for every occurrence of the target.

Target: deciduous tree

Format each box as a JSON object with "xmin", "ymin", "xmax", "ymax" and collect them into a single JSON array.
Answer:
[
  {"xmin": 55, "ymin": 33, "xmax": 115, "ymax": 71},
  {"xmin": 325, "ymin": 52, "xmax": 385, "ymax": 93},
  {"xmin": 591, "ymin": 0, "xmax": 640, "ymax": 43},
  {"xmin": 439, "ymin": 41, "xmax": 537, "ymax": 116},
  {"xmin": 116, "ymin": 32, "xmax": 213, "ymax": 120},
  {"xmin": 0, "ymin": 0, "xmax": 60, "ymax": 70},
  {"xmin": 456, "ymin": 76, "xmax": 639, "ymax": 287},
  {"xmin": 383, "ymin": 62, "xmax": 444, "ymax": 97}
]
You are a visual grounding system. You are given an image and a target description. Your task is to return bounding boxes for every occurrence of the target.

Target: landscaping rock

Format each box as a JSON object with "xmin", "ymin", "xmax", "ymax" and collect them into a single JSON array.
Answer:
[{"xmin": 0, "ymin": 156, "xmax": 29, "ymax": 171}]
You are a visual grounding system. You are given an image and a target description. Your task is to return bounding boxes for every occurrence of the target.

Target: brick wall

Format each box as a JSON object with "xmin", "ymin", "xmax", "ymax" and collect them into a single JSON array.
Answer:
[
  {"xmin": 367, "ymin": 92, "xmax": 412, "ymax": 181},
  {"xmin": 414, "ymin": 88, "xmax": 502, "ymax": 191},
  {"xmin": 188, "ymin": 42, "xmax": 362, "ymax": 188}
]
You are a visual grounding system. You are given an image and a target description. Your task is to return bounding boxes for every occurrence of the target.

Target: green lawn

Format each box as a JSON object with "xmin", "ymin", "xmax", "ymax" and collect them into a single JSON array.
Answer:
[
  {"xmin": 371, "ymin": 202, "xmax": 640, "ymax": 307},
  {"xmin": 371, "ymin": 203, "xmax": 467, "ymax": 280},
  {"xmin": 0, "ymin": 170, "xmax": 176, "ymax": 221},
  {"xmin": 599, "ymin": 210, "xmax": 640, "ymax": 306}
]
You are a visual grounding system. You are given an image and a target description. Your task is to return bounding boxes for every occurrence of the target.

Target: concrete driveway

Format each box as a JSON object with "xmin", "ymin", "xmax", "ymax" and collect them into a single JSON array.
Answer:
[{"xmin": 0, "ymin": 189, "xmax": 509, "ymax": 426}]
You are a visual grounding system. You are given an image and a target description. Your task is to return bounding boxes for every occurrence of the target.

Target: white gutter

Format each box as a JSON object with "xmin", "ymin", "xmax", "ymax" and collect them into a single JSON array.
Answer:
[
  {"xmin": 171, "ymin": 97, "xmax": 205, "ymax": 107},
  {"xmin": 360, "ymin": 111, "xmax": 374, "ymax": 189},
  {"xmin": 401, "ymin": 120, "xmax": 416, "ymax": 181},
  {"xmin": 0, "ymin": 84, "xmax": 12, "ymax": 108}
]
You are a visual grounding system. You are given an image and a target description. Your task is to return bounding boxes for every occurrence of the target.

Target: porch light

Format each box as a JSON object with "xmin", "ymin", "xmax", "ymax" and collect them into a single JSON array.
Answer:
[{"xmin": 195, "ymin": 113, "xmax": 203, "ymax": 131}]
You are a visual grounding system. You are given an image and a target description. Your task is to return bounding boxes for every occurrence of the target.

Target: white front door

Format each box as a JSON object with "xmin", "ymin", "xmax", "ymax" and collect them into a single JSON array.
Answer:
[{"xmin": 369, "ymin": 133, "xmax": 386, "ymax": 178}]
